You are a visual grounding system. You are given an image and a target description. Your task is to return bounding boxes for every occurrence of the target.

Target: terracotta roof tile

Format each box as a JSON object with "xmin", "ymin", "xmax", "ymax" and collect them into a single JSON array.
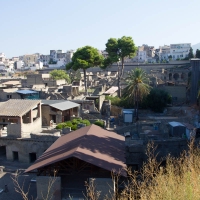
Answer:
[{"xmin": 0, "ymin": 99, "xmax": 41, "ymax": 117}]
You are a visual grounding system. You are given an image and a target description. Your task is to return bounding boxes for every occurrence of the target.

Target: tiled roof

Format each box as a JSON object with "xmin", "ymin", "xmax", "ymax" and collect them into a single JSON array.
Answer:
[
  {"xmin": 25, "ymin": 124, "xmax": 126, "ymax": 175},
  {"xmin": 0, "ymin": 99, "xmax": 41, "ymax": 117}
]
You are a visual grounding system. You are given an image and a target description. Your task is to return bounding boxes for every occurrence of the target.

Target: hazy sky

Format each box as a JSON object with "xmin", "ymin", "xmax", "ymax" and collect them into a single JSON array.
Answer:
[{"xmin": 1, "ymin": 0, "xmax": 200, "ymax": 58}]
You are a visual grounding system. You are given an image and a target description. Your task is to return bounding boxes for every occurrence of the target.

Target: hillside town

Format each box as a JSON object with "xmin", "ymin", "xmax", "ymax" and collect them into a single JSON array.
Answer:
[
  {"xmin": 1, "ymin": 0, "xmax": 200, "ymax": 198},
  {"xmin": 0, "ymin": 39, "xmax": 200, "ymax": 199}
]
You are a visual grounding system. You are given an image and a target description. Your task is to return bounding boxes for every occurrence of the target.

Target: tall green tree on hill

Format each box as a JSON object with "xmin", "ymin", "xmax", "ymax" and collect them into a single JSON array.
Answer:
[
  {"xmin": 123, "ymin": 68, "xmax": 151, "ymax": 120},
  {"xmin": 101, "ymin": 36, "xmax": 137, "ymax": 97},
  {"xmin": 66, "ymin": 46, "xmax": 104, "ymax": 95},
  {"xmin": 188, "ymin": 47, "xmax": 194, "ymax": 59},
  {"xmin": 196, "ymin": 49, "xmax": 200, "ymax": 58}
]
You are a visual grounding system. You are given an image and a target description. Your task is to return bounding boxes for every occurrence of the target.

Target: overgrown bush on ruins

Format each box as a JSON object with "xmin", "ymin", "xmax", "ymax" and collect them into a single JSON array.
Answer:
[
  {"xmin": 56, "ymin": 118, "xmax": 90, "ymax": 130},
  {"xmin": 94, "ymin": 120, "xmax": 104, "ymax": 128}
]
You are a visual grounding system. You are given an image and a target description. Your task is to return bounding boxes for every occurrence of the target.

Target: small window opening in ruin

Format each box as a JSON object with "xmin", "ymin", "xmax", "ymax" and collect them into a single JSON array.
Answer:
[
  {"xmin": 13, "ymin": 151, "xmax": 19, "ymax": 161},
  {"xmin": 29, "ymin": 153, "xmax": 36, "ymax": 163},
  {"xmin": 0, "ymin": 146, "xmax": 6, "ymax": 157}
]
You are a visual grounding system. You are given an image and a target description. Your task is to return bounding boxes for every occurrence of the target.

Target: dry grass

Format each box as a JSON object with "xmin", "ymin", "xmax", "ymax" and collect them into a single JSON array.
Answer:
[
  {"xmin": 118, "ymin": 141, "xmax": 200, "ymax": 200},
  {"xmin": 85, "ymin": 141, "xmax": 200, "ymax": 200}
]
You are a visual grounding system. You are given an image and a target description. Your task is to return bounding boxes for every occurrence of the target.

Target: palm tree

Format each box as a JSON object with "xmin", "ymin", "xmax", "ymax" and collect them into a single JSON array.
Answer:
[{"xmin": 123, "ymin": 68, "xmax": 151, "ymax": 121}]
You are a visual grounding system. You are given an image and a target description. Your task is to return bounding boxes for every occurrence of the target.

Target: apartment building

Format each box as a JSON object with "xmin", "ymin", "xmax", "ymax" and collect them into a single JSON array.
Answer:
[
  {"xmin": 170, "ymin": 43, "xmax": 191, "ymax": 60},
  {"xmin": 158, "ymin": 45, "xmax": 170, "ymax": 61},
  {"xmin": 23, "ymin": 54, "xmax": 40, "ymax": 66}
]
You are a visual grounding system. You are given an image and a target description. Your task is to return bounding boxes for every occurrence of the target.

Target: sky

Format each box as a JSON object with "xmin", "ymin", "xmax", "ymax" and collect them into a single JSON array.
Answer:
[{"xmin": 1, "ymin": 0, "xmax": 200, "ymax": 58}]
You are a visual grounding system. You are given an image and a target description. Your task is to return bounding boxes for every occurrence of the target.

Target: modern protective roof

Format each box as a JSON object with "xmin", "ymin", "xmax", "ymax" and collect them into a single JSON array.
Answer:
[
  {"xmin": 0, "ymin": 99, "xmax": 41, "ymax": 117},
  {"xmin": 25, "ymin": 124, "xmax": 126, "ymax": 175},
  {"xmin": 3, "ymin": 81, "xmax": 21, "ymax": 85},
  {"xmin": 104, "ymin": 86, "xmax": 118, "ymax": 95},
  {"xmin": 42, "ymin": 100, "xmax": 80, "ymax": 111},
  {"xmin": 16, "ymin": 90, "xmax": 38, "ymax": 94},
  {"xmin": 168, "ymin": 121, "xmax": 185, "ymax": 127}
]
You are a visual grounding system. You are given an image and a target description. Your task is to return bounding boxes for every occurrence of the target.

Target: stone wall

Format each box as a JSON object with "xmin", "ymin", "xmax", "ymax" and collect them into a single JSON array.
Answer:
[
  {"xmin": 160, "ymin": 85, "xmax": 186, "ymax": 103},
  {"xmin": 26, "ymin": 74, "xmax": 44, "ymax": 86},
  {"xmin": 126, "ymin": 138, "xmax": 188, "ymax": 169},
  {"xmin": 0, "ymin": 137, "xmax": 56, "ymax": 163},
  {"xmin": 21, "ymin": 117, "xmax": 42, "ymax": 137},
  {"xmin": 7, "ymin": 124, "xmax": 21, "ymax": 138},
  {"xmin": 0, "ymin": 90, "xmax": 21, "ymax": 101}
]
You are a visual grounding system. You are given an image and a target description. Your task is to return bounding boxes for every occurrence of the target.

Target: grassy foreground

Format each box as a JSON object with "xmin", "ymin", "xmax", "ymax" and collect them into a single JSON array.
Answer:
[{"xmin": 116, "ymin": 141, "xmax": 200, "ymax": 200}]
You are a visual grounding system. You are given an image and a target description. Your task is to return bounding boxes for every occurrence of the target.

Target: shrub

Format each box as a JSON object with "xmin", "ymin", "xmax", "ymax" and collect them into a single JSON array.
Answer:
[
  {"xmin": 56, "ymin": 118, "xmax": 90, "ymax": 131},
  {"xmin": 94, "ymin": 120, "xmax": 104, "ymax": 128},
  {"xmin": 81, "ymin": 119, "xmax": 90, "ymax": 126},
  {"xmin": 55, "ymin": 124, "xmax": 63, "ymax": 129},
  {"xmin": 64, "ymin": 121, "xmax": 73, "ymax": 127},
  {"xmin": 71, "ymin": 124, "xmax": 77, "ymax": 130}
]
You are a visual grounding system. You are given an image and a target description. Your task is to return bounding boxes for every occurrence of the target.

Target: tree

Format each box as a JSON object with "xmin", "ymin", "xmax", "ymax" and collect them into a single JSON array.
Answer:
[
  {"xmin": 68, "ymin": 69, "xmax": 81, "ymax": 83},
  {"xmin": 142, "ymin": 88, "xmax": 172, "ymax": 112},
  {"xmin": 66, "ymin": 46, "xmax": 103, "ymax": 95},
  {"xmin": 101, "ymin": 36, "xmax": 137, "ymax": 97},
  {"xmin": 188, "ymin": 47, "xmax": 194, "ymax": 59},
  {"xmin": 50, "ymin": 70, "xmax": 70, "ymax": 83},
  {"xmin": 123, "ymin": 68, "xmax": 151, "ymax": 120},
  {"xmin": 196, "ymin": 49, "xmax": 200, "ymax": 58}
]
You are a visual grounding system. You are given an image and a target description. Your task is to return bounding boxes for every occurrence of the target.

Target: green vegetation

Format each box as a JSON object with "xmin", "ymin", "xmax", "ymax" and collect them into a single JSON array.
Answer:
[
  {"xmin": 50, "ymin": 69, "xmax": 71, "ymax": 83},
  {"xmin": 106, "ymin": 88, "xmax": 171, "ymax": 113},
  {"xmin": 196, "ymin": 49, "xmax": 200, "ymax": 58},
  {"xmin": 123, "ymin": 68, "xmax": 151, "ymax": 119},
  {"xmin": 56, "ymin": 118, "xmax": 90, "ymax": 131},
  {"xmin": 188, "ymin": 47, "xmax": 194, "ymax": 59},
  {"xmin": 94, "ymin": 120, "xmax": 104, "ymax": 128},
  {"xmin": 66, "ymin": 46, "xmax": 104, "ymax": 95},
  {"xmin": 141, "ymin": 88, "xmax": 172, "ymax": 112},
  {"xmin": 101, "ymin": 36, "xmax": 137, "ymax": 97}
]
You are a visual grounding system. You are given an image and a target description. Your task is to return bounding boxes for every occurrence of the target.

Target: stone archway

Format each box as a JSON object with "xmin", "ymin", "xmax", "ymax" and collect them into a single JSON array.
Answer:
[
  {"xmin": 173, "ymin": 73, "xmax": 179, "ymax": 80},
  {"xmin": 181, "ymin": 73, "xmax": 186, "ymax": 80}
]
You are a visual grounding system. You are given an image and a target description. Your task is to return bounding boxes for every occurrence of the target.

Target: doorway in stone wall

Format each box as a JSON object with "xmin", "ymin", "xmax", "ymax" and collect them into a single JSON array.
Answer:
[
  {"xmin": 29, "ymin": 153, "xmax": 36, "ymax": 163},
  {"xmin": 0, "ymin": 146, "xmax": 6, "ymax": 160},
  {"xmin": 13, "ymin": 151, "xmax": 19, "ymax": 161}
]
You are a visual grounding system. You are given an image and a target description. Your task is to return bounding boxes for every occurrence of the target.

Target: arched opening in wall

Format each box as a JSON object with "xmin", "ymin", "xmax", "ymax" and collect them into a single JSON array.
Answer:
[
  {"xmin": 169, "ymin": 73, "xmax": 172, "ymax": 80},
  {"xmin": 173, "ymin": 73, "xmax": 179, "ymax": 80},
  {"xmin": 181, "ymin": 73, "xmax": 186, "ymax": 80}
]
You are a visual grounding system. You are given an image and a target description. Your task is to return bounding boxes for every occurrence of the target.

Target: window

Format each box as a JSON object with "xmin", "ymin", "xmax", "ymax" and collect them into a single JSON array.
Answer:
[
  {"xmin": 29, "ymin": 153, "xmax": 36, "ymax": 163},
  {"xmin": 13, "ymin": 151, "xmax": 19, "ymax": 161},
  {"xmin": 7, "ymin": 95, "xmax": 12, "ymax": 99}
]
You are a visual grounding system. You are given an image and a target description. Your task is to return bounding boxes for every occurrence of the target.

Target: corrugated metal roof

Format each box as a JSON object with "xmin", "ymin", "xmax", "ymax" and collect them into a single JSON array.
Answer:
[
  {"xmin": 104, "ymin": 86, "xmax": 118, "ymax": 94},
  {"xmin": 25, "ymin": 124, "xmax": 126, "ymax": 175},
  {"xmin": 168, "ymin": 121, "xmax": 185, "ymax": 127},
  {"xmin": 16, "ymin": 90, "xmax": 38, "ymax": 94},
  {"xmin": 0, "ymin": 99, "xmax": 41, "ymax": 116},
  {"xmin": 42, "ymin": 100, "xmax": 80, "ymax": 111}
]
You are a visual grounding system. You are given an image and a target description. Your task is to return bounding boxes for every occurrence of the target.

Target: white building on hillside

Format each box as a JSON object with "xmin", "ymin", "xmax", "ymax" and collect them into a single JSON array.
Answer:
[
  {"xmin": 14, "ymin": 61, "xmax": 24, "ymax": 70},
  {"xmin": 158, "ymin": 45, "xmax": 170, "ymax": 61},
  {"xmin": 169, "ymin": 43, "xmax": 191, "ymax": 60},
  {"xmin": 0, "ymin": 53, "xmax": 6, "ymax": 62}
]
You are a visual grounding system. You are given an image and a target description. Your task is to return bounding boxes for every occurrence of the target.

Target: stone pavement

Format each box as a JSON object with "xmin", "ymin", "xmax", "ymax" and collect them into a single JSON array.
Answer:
[{"xmin": 0, "ymin": 156, "xmax": 37, "ymax": 200}]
